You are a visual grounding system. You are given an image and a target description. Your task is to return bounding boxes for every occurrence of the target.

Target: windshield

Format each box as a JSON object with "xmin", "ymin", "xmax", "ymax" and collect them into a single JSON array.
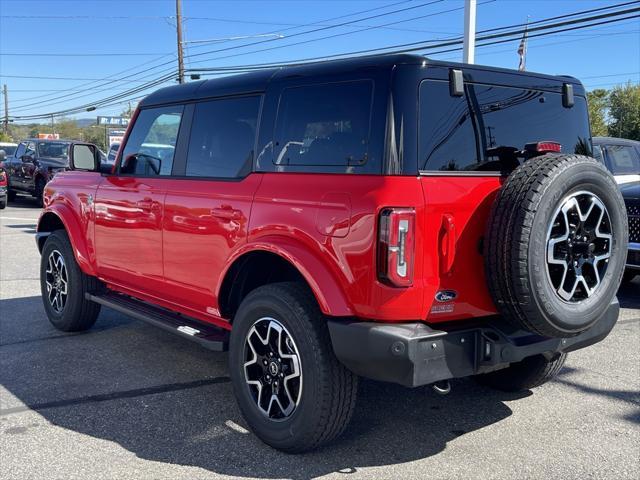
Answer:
[
  {"xmin": 1, "ymin": 145, "xmax": 17, "ymax": 156},
  {"xmin": 37, "ymin": 142, "xmax": 70, "ymax": 159}
]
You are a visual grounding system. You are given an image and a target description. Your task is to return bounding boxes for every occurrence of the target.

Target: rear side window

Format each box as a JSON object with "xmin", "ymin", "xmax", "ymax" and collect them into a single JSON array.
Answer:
[
  {"xmin": 274, "ymin": 81, "xmax": 373, "ymax": 167},
  {"xmin": 419, "ymin": 80, "xmax": 592, "ymax": 173},
  {"xmin": 120, "ymin": 106, "xmax": 183, "ymax": 176},
  {"xmin": 185, "ymin": 96, "xmax": 260, "ymax": 178},
  {"xmin": 604, "ymin": 145, "xmax": 639, "ymax": 175}
]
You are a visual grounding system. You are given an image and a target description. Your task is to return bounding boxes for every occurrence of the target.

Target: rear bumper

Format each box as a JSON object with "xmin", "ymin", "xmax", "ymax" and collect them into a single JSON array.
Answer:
[{"xmin": 327, "ymin": 300, "xmax": 619, "ymax": 387}]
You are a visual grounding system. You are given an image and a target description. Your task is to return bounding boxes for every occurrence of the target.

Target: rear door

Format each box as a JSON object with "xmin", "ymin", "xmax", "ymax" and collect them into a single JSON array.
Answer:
[
  {"xmin": 418, "ymin": 78, "xmax": 593, "ymax": 321},
  {"xmin": 602, "ymin": 143, "xmax": 640, "ymax": 185},
  {"xmin": 161, "ymin": 95, "xmax": 262, "ymax": 318},
  {"xmin": 94, "ymin": 105, "xmax": 185, "ymax": 297}
]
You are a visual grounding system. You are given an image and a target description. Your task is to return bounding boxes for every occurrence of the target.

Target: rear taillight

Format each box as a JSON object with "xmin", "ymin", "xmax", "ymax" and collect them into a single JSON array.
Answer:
[
  {"xmin": 525, "ymin": 141, "xmax": 562, "ymax": 154},
  {"xmin": 378, "ymin": 208, "xmax": 415, "ymax": 287}
]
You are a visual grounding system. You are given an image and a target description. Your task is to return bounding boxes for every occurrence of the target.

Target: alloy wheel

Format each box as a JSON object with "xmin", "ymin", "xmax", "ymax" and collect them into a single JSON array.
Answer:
[
  {"xmin": 243, "ymin": 317, "xmax": 302, "ymax": 420},
  {"xmin": 546, "ymin": 191, "xmax": 612, "ymax": 302},
  {"xmin": 45, "ymin": 249, "xmax": 68, "ymax": 313}
]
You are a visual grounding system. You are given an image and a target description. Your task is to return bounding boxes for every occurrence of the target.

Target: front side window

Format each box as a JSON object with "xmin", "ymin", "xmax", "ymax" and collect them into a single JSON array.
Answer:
[
  {"xmin": 419, "ymin": 81, "xmax": 592, "ymax": 173},
  {"xmin": 274, "ymin": 81, "xmax": 373, "ymax": 167},
  {"xmin": 14, "ymin": 143, "xmax": 26, "ymax": 159},
  {"xmin": 120, "ymin": 106, "xmax": 183, "ymax": 176},
  {"xmin": 605, "ymin": 145, "xmax": 639, "ymax": 175},
  {"xmin": 185, "ymin": 96, "xmax": 260, "ymax": 178}
]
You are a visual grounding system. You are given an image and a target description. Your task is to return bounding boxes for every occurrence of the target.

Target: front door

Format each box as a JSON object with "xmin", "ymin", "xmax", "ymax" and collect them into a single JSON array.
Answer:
[
  {"xmin": 161, "ymin": 95, "xmax": 262, "ymax": 318},
  {"xmin": 94, "ymin": 105, "xmax": 185, "ymax": 298}
]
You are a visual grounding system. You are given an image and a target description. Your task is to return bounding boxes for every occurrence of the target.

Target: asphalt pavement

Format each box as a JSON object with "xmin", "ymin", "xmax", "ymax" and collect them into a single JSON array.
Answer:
[{"xmin": 1, "ymin": 195, "xmax": 639, "ymax": 480}]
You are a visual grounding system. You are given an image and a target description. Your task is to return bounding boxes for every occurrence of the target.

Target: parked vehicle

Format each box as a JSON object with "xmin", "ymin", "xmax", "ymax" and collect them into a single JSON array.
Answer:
[
  {"xmin": 593, "ymin": 137, "xmax": 640, "ymax": 185},
  {"xmin": 621, "ymin": 182, "xmax": 639, "ymax": 282},
  {"xmin": 105, "ymin": 142, "xmax": 120, "ymax": 166},
  {"xmin": 0, "ymin": 141, "xmax": 18, "ymax": 159},
  {"xmin": 0, "ymin": 167, "xmax": 7, "ymax": 209},
  {"xmin": 3, "ymin": 139, "xmax": 73, "ymax": 204},
  {"xmin": 36, "ymin": 54, "xmax": 628, "ymax": 452}
]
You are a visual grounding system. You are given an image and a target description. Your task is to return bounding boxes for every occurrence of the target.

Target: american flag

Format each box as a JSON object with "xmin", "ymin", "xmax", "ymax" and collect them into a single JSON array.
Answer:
[{"xmin": 518, "ymin": 24, "xmax": 528, "ymax": 71}]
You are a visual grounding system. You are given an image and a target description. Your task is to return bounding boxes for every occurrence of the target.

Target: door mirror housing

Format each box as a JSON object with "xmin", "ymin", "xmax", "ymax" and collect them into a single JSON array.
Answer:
[
  {"xmin": 21, "ymin": 154, "xmax": 34, "ymax": 163},
  {"xmin": 70, "ymin": 143, "xmax": 99, "ymax": 171}
]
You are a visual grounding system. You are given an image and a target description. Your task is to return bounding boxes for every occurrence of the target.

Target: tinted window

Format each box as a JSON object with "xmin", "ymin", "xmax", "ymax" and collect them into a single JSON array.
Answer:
[
  {"xmin": 185, "ymin": 96, "xmax": 260, "ymax": 178},
  {"xmin": 420, "ymin": 81, "xmax": 592, "ymax": 172},
  {"xmin": 605, "ymin": 145, "xmax": 639, "ymax": 175},
  {"xmin": 274, "ymin": 81, "xmax": 372, "ymax": 167},
  {"xmin": 37, "ymin": 142, "xmax": 69, "ymax": 160},
  {"xmin": 120, "ymin": 106, "xmax": 183, "ymax": 176}
]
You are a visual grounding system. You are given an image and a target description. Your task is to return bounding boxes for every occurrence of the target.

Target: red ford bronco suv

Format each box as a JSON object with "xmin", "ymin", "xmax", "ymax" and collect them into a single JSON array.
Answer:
[{"xmin": 36, "ymin": 54, "xmax": 628, "ymax": 452}]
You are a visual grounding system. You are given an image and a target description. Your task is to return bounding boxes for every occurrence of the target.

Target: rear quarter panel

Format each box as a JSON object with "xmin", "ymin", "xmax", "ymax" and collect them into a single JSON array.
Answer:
[{"xmin": 249, "ymin": 173, "xmax": 427, "ymax": 321}]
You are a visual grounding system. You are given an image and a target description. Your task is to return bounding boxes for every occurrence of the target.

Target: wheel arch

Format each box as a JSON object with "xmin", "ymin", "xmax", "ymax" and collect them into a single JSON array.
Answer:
[
  {"xmin": 218, "ymin": 241, "xmax": 354, "ymax": 321},
  {"xmin": 37, "ymin": 208, "xmax": 96, "ymax": 276}
]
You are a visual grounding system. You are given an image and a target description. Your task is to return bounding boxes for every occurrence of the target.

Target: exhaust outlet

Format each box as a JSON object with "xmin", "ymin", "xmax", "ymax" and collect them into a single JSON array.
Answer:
[{"xmin": 432, "ymin": 380, "xmax": 451, "ymax": 395}]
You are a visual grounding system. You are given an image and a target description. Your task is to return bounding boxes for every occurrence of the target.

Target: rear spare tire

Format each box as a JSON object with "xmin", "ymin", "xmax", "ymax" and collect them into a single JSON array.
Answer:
[{"xmin": 485, "ymin": 154, "xmax": 627, "ymax": 338}]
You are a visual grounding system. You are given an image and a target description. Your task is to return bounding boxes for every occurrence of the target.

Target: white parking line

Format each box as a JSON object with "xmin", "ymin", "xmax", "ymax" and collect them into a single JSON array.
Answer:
[{"xmin": 0, "ymin": 216, "xmax": 40, "ymax": 222}]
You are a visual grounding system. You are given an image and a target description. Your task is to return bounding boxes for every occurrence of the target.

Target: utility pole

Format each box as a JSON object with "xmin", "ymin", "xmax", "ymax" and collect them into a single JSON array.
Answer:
[
  {"xmin": 463, "ymin": 0, "xmax": 477, "ymax": 64},
  {"xmin": 2, "ymin": 84, "xmax": 8, "ymax": 135},
  {"xmin": 175, "ymin": 0, "xmax": 185, "ymax": 84}
]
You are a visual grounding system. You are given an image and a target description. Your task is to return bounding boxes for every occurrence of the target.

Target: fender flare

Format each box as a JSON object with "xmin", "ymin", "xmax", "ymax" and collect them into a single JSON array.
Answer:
[
  {"xmin": 219, "ymin": 237, "xmax": 354, "ymax": 317},
  {"xmin": 37, "ymin": 206, "xmax": 96, "ymax": 277}
]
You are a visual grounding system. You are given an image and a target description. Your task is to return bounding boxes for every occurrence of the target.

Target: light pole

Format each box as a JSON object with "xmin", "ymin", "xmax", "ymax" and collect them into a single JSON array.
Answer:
[{"xmin": 463, "ymin": 0, "xmax": 477, "ymax": 64}]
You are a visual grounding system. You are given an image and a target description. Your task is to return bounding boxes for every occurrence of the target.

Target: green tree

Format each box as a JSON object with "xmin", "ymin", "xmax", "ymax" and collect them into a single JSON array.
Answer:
[
  {"xmin": 0, "ymin": 131, "xmax": 12, "ymax": 142},
  {"xmin": 586, "ymin": 89, "xmax": 609, "ymax": 137},
  {"xmin": 608, "ymin": 83, "xmax": 640, "ymax": 141}
]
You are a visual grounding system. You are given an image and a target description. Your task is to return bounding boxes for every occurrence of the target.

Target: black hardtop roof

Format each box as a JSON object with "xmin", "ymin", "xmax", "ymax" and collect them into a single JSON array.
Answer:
[
  {"xmin": 593, "ymin": 136, "xmax": 640, "ymax": 147},
  {"xmin": 139, "ymin": 53, "xmax": 584, "ymax": 107}
]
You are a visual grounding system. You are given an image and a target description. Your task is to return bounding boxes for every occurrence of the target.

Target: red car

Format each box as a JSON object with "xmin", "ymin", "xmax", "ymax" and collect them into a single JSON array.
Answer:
[
  {"xmin": 0, "ymin": 166, "xmax": 7, "ymax": 209},
  {"xmin": 36, "ymin": 54, "xmax": 628, "ymax": 452}
]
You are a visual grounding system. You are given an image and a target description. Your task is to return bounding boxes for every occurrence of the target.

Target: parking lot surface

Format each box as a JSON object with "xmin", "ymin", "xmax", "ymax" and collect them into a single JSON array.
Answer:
[{"xmin": 1, "ymin": 196, "xmax": 639, "ymax": 480}]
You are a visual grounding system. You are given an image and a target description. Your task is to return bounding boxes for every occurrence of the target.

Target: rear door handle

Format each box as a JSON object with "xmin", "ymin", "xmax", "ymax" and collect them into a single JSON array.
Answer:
[
  {"xmin": 137, "ymin": 198, "xmax": 160, "ymax": 211},
  {"xmin": 210, "ymin": 207, "xmax": 242, "ymax": 220}
]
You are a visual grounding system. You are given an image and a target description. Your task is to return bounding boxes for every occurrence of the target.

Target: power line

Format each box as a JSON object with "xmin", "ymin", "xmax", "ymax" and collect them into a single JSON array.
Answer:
[
  {"xmin": 6, "ymin": 0, "xmax": 445, "ymax": 114},
  {"xmin": 9, "ymin": 1, "xmax": 640, "ymax": 120},
  {"xmin": 187, "ymin": 4, "xmax": 640, "ymax": 74}
]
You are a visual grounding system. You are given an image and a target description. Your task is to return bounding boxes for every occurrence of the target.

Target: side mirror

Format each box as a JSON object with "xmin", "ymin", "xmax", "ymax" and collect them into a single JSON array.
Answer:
[
  {"xmin": 0, "ymin": 150, "xmax": 5, "ymax": 162},
  {"xmin": 70, "ymin": 143, "xmax": 99, "ymax": 171},
  {"xmin": 21, "ymin": 155, "xmax": 33, "ymax": 163}
]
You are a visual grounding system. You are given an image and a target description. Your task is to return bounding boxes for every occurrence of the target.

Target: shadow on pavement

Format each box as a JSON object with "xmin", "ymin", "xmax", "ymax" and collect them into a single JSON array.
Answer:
[
  {"xmin": 5, "ymin": 194, "xmax": 41, "ymax": 210},
  {"xmin": 618, "ymin": 277, "xmax": 640, "ymax": 310},
  {"xmin": 1, "ymin": 295, "xmax": 522, "ymax": 479}
]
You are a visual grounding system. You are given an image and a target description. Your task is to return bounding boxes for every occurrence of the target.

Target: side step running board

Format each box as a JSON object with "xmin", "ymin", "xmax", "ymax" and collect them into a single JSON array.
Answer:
[{"xmin": 86, "ymin": 292, "xmax": 229, "ymax": 351}]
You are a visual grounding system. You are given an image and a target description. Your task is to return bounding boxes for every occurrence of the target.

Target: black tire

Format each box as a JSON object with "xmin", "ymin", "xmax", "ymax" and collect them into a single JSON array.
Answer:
[
  {"xmin": 0, "ymin": 199, "xmax": 6, "ymax": 209},
  {"xmin": 7, "ymin": 189, "xmax": 16, "ymax": 201},
  {"xmin": 40, "ymin": 230, "xmax": 101, "ymax": 332},
  {"xmin": 229, "ymin": 282, "xmax": 358, "ymax": 452},
  {"xmin": 476, "ymin": 353, "xmax": 567, "ymax": 392},
  {"xmin": 486, "ymin": 154, "xmax": 628, "ymax": 338},
  {"xmin": 34, "ymin": 177, "xmax": 46, "ymax": 207}
]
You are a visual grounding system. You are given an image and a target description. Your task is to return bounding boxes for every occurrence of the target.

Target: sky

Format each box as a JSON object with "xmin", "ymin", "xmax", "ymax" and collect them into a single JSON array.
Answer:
[{"xmin": 0, "ymin": 0, "xmax": 639, "ymax": 123}]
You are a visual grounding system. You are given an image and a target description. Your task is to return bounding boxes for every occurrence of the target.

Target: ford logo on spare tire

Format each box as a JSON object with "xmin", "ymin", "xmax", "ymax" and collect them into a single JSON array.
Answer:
[{"xmin": 435, "ymin": 290, "xmax": 457, "ymax": 302}]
